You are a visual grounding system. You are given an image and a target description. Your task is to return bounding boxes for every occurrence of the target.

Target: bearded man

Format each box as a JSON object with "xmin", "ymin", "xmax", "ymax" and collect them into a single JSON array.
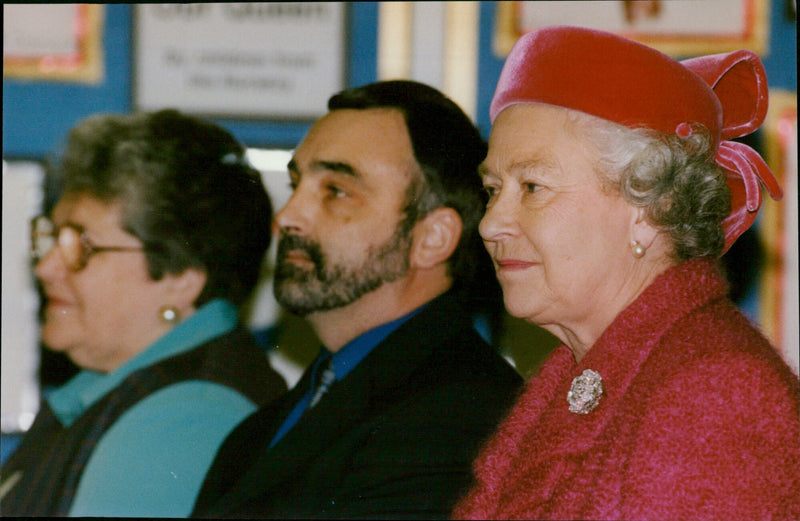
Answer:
[{"xmin": 191, "ymin": 80, "xmax": 522, "ymax": 519}]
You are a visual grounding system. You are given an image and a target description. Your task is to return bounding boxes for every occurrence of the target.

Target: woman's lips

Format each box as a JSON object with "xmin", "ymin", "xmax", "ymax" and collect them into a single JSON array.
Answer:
[
  {"xmin": 495, "ymin": 259, "xmax": 536, "ymax": 271},
  {"xmin": 44, "ymin": 295, "xmax": 72, "ymax": 308}
]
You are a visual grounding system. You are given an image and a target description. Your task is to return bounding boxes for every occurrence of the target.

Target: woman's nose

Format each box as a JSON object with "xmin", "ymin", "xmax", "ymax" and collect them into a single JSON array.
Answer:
[
  {"xmin": 479, "ymin": 190, "xmax": 518, "ymax": 242},
  {"xmin": 34, "ymin": 246, "xmax": 68, "ymax": 282}
]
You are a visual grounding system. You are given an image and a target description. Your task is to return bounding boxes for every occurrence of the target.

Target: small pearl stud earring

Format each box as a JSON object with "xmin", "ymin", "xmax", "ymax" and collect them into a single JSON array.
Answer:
[
  {"xmin": 631, "ymin": 240, "xmax": 646, "ymax": 259},
  {"xmin": 159, "ymin": 306, "xmax": 180, "ymax": 324}
]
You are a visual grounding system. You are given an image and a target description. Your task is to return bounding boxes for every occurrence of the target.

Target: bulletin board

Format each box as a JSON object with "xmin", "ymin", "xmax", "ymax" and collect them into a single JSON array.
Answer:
[
  {"xmin": 494, "ymin": 0, "xmax": 769, "ymax": 57},
  {"xmin": 759, "ymin": 90, "xmax": 798, "ymax": 375},
  {"xmin": 3, "ymin": 4, "xmax": 104, "ymax": 84},
  {"xmin": 133, "ymin": 3, "xmax": 346, "ymax": 120}
]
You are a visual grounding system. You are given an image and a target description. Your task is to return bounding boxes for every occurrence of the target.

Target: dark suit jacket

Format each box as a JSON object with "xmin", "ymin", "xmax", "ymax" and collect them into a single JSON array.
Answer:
[{"xmin": 192, "ymin": 293, "xmax": 522, "ymax": 519}]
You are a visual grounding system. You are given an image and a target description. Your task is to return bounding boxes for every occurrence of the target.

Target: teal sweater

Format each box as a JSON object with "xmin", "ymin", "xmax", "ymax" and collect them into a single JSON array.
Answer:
[{"xmin": 47, "ymin": 300, "xmax": 263, "ymax": 517}]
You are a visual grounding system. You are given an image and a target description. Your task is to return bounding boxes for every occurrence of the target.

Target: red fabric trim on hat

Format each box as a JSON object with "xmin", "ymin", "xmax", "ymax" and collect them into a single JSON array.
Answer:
[
  {"xmin": 718, "ymin": 140, "xmax": 783, "ymax": 253},
  {"xmin": 681, "ymin": 50, "xmax": 769, "ymax": 140}
]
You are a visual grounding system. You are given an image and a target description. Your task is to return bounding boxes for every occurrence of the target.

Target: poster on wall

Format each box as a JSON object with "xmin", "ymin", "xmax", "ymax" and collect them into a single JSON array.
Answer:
[
  {"xmin": 760, "ymin": 91, "xmax": 798, "ymax": 376},
  {"xmin": 2, "ymin": 4, "xmax": 104, "ymax": 83},
  {"xmin": 494, "ymin": 0, "xmax": 768, "ymax": 57},
  {"xmin": 134, "ymin": 3, "xmax": 346, "ymax": 120}
]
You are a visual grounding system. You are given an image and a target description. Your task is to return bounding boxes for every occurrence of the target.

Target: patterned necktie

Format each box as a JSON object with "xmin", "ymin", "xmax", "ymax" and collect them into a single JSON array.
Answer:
[{"xmin": 309, "ymin": 357, "xmax": 336, "ymax": 408}]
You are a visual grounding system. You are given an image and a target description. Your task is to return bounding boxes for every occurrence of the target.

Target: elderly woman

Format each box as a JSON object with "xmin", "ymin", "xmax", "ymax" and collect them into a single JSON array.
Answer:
[
  {"xmin": 453, "ymin": 26, "xmax": 800, "ymax": 521},
  {"xmin": 0, "ymin": 110, "xmax": 286, "ymax": 517}
]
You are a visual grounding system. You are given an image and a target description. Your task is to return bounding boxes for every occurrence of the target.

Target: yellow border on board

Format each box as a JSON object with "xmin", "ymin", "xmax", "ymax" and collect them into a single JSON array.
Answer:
[
  {"xmin": 493, "ymin": 0, "xmax": 769, "ymax": 58},
  {"xmin": 3, "ymin": 4, "xmax": 104, "ymax": 84},
  {"xmin": 759, "ymin": 89, "xmax": 797, "ymax": 358}
]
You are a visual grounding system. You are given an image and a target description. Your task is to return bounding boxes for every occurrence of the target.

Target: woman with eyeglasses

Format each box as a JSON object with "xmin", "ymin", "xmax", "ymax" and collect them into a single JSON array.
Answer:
[{"xmin": 0, "ymin": 109, "xmax": 287, "ymax": 517}]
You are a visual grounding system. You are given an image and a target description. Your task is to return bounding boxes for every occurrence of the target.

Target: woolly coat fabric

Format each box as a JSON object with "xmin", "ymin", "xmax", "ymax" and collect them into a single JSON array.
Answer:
[{"xmin": 453, "ymin": 258, "xmax": 800, "ymax": 521}]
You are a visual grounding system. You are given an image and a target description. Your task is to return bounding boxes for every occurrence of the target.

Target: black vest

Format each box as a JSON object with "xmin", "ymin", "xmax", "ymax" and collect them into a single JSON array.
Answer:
[{"xmin": 0, "ymin": 326, "xmax": 286, "ymax": 516}]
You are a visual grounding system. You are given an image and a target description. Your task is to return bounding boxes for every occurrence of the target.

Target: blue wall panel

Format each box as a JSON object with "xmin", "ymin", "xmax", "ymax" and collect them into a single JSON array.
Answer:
[
  {"xmin": 2, "ymin": 2, "xmax": 794, "ymax": 156},
  {"xmin": 3, "ymin": 5, "xmax": 132, "ymax": 159},
  {"xmin": 2, "ymin": 3, "xmax": 379, "ymax": 156}
]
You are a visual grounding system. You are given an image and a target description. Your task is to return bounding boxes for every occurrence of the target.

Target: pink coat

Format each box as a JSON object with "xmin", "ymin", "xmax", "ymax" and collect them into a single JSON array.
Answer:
[{"xmin": 454, "ymin": 258, "xmax": 800, "ymax": 520}]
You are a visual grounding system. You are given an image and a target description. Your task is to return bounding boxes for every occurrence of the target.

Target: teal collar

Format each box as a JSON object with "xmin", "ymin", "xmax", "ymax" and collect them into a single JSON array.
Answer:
[{"xmin": 47, "ymin": 299, "xmax": 238, "ymax": 426}]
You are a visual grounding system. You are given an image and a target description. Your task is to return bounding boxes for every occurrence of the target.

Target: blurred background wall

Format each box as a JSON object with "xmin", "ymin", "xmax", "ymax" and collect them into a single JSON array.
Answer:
[
  {"xmin": 4, "ymin": 3, "xmax": 796, "ymax": 154},
  {"xmin": 3, "ymin": 2, "xmax": 797, "ymax": 458}
]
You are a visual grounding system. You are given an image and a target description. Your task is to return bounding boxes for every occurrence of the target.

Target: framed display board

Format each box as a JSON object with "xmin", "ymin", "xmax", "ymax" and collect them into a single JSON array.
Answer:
[
  {"xmin": 759, "ymin": 90, "xmax": 798, "ymax": 375},
  {"xmin": 494, "ymin": 0, "xmax": 769, "ymax": 57},
  {"xmin": 3, "ymin": 4, "xmax": 104, "ymax": 83},
  {"xmin": 133, "ymin": 3, "xmax": 346, "ymax": 120}
]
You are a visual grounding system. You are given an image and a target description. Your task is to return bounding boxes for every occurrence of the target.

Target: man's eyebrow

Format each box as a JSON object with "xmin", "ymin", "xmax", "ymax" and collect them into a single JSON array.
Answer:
[
  {"xmin": 314, "ymin": 160, "xmax": 359, "ymax": 178},
  {"xmin": 286, "ymin": 158, "xmax": 361, "ymax": 179}
]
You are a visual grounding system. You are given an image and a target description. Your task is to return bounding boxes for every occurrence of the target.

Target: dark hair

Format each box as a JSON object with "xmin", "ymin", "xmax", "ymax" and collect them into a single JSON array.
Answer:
[
  {"xmin": 328, "ymin": 81, "xmax": 497, "ymax": 307},
  {"xmin": 53, "ymin": 109, "xmax": 272, "ymax": 306}
]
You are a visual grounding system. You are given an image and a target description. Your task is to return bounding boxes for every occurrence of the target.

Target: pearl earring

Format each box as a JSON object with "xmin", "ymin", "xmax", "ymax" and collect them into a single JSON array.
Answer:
[
  {"xmin": 159, "ymin": 306, "xmax": 179, "ymax": 324},
  {"xmin": 631, "ymin": 240, "xmax": 646, "ymax": 259}
]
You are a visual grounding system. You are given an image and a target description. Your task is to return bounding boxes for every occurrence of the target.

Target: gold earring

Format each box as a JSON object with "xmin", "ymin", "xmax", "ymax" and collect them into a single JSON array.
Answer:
[
  {"xmin": 159, "ymin": 306, "xmax": 179, "ymax": 324},
  {"xmin": 631, "ymin": 240, "xmax": 646, "ymax": 259}
]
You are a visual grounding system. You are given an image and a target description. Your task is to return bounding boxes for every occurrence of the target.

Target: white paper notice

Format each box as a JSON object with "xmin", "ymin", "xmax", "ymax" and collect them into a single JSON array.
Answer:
[{"xmin": 134, "ymin": 3, "xmax": 345, "ymax": 119}]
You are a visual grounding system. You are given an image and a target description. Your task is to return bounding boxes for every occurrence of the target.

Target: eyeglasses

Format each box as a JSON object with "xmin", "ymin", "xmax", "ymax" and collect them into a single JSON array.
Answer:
[{"xmin": 30, "ymin": 215, "xmax": 145, "ymax": 272}]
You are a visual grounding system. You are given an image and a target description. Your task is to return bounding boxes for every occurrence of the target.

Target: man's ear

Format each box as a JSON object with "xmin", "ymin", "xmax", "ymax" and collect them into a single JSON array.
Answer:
[
  {"xmin": 410, "ymin": 207, "xmax": 462, "ymax": 269},
  {"xmin": 163, "ymin": 268, "xmax": 208, "ymax": 314}
]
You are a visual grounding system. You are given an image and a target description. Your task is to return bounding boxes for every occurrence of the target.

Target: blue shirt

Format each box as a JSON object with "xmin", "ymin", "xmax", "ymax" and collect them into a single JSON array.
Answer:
[
  {"xmin": 48, "ymin": 300, "xmax": 263, "ymax": 518},
  {"xmin": 269, "ymin": 305, "xmax": 427, "ymax": 448}
]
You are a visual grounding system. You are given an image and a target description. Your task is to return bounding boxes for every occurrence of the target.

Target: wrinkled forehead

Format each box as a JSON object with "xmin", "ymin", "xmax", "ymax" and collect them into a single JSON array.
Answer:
[
  {"xmin": 482, "ymin": 103, "xmax": 611, "ymax": 186},
  {"xmin": 485, "ymin": 103, "xmax": 577, "ymax": 155},
  {"xmin": 297, "ymin": 108, "xmax": 420, "ymax": 182}
]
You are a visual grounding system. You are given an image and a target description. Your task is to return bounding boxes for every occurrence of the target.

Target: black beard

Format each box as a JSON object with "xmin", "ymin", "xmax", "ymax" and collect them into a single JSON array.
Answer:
[{"xmin": 273, "ymin": 229, "xmax": 411, "ymax": 316}]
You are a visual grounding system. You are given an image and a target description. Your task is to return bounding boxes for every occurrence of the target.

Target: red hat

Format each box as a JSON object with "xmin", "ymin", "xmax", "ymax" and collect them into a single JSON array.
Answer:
[{"xmin": 490, "ymin": 25, "xmax": 782, "ymax": 254}]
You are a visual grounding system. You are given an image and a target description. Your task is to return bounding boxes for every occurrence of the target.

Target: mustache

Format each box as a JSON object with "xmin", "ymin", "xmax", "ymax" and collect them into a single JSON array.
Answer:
[{"xmin": 276, "ymin": 233, "xmax": 324, "ymax": 268}]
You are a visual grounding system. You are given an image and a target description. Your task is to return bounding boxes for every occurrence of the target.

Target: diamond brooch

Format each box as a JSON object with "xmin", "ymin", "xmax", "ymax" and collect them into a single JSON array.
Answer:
[{"xmin": 567, "ymin": 369, "xmax": 604, "ymax": 414}]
